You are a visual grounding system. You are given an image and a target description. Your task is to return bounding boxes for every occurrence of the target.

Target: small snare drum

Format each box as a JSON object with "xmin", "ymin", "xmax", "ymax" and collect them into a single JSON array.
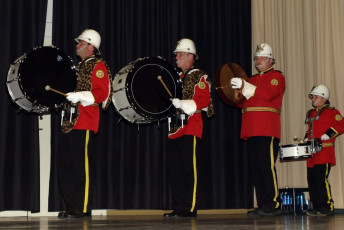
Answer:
[{"xmin": 280, "ymin": 143, "xmax": 313, "ymax": 160}]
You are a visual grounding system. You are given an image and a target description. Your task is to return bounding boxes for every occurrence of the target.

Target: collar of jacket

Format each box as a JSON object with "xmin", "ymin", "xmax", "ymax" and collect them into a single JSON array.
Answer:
[{"xmin": 259, "ymin": 67, "xmax": 273, "ymax": 76}]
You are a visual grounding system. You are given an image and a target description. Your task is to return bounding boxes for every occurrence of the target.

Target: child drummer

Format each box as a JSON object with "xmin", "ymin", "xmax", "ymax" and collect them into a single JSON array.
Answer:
[{"xmin": 305, "ymin": 84, "xmax": 344, "ymax": 216}]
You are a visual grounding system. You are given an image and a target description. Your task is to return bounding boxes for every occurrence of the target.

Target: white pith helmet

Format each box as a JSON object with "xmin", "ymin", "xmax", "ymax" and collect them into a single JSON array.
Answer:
[
  {"xmin": 254, "ymin": 43, "xmax": 274, "ymax": 60},
  {"xmin": 75, "ymin": 29, "xmax": 101, "ymax": 55},
  {"xmin": 309, "ymin": 84, "xmax": 330, "ymax": 100},
  {"xmin": 174, "ymin": 38, "xmax": 198, "ymax": 60}
]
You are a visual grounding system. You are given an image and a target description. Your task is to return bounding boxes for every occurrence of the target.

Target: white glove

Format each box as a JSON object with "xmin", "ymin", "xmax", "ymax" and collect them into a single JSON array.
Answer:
[
  {"xmin": 231, "ymin": 78, "xmax": 256, "ymax": 100},
  {"xmin": 172, "ymin": 98, "xmax": 182, "ymax": 109},
  {"xmin": 321, "ymin": 134, "xmax": 330, "ymax": 141},
  {"xmin": 304, "ymin": 137, "xmax": 309, "ymax": 142},
  {"xmin": 172, "ymin": 98, "xmax": 197, "ymax": 115},
  {"xmin": 231, "ymin": 78, "xmax": 243, "ymax": 89},
  {"xmin": 66, "ymin": 91, "xmax": 95, "ymax": 107}
]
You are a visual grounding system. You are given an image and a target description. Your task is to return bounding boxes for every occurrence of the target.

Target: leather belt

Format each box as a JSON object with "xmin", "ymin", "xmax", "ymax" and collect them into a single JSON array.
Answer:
[
  {"xmin": 322, "ymin": 142, "xmax": 334, "ymax": 147},
  {"xmin": 91, "ymin": 103, "xmax": 99, "ymax": 107},
  {"xmin": 195, "ymin": 109, "xmax": 202, "ymax": 114},
  {"xmin": 242, "ymin": 107, "xmax": 281, "ymax": 114}
]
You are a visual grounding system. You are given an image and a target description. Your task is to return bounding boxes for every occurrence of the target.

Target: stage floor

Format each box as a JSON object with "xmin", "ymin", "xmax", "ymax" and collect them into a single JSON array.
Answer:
[{"xmin": 0, "ymin": 213, "xmax": 342, "ymax": 230}]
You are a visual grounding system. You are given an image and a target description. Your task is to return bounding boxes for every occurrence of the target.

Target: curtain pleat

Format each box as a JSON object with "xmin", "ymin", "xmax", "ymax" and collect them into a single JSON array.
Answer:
[{"xmin": 0, "ymin": 0, "xmax": 47, "ymax": 212}]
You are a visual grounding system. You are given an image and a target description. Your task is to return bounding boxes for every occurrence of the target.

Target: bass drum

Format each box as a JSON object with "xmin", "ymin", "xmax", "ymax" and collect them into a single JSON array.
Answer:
[
  {"xmin": 113, "ymin": 57, "xmax": 182, "ymax": 124},
  {"xmin": 6, "ymin": 46, "xmax": 77, "ymax": 114}
]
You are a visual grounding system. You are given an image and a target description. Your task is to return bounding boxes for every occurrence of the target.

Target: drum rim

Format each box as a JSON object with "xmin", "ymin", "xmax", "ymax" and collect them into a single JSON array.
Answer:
[
  {"xmin": 280, "ymin": 155, "xmax": 313, "ymax": 161},
  {"xmin": 280, "ymin": 143, "xmax": 309, "ymax": 148}
]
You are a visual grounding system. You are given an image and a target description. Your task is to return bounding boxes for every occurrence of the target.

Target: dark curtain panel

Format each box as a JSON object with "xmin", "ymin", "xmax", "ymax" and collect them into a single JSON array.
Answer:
[
  {"xmin": 50, "ymin": 0, "xmax": 252, "ymax": 210},
  {"xmin": 0, "ymin": 0, "xmax": 47, "ymax": 212}
]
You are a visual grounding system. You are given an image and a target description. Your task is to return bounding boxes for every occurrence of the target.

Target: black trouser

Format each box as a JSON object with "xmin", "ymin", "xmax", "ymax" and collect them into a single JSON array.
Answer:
[
  {"xmin": 247, "ymin": 136, "xmax": 280, "ymax": 210},
  {"xmin": 57, "ymin": 130, "xmax": 94, "ymax": 213},
  {"xmin": 167, "ymin": 135, "xmax": 199, "ymax": 212},
  {"xmin": 307, "ymin": 164, "xmax": 334, "ymax": 211}
]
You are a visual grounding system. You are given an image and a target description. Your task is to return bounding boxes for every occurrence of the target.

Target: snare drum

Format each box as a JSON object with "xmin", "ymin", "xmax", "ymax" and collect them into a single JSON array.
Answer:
[
  {"xmin": 280, "ymin": 143, "xmax": 313, "ymax": 160},
  {"xmin": 6, "ymin": 46, "xmax": 77, "ymax": 114},
  {"xmin": 112, "ymin": 57, "xmax": 182, "ymax": 124}
]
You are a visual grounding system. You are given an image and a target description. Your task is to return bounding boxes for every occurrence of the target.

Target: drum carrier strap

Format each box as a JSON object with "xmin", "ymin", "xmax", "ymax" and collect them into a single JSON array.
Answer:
[{"xmin": 305, "ymin": 104, "xmax": 329, "ymax": 153}]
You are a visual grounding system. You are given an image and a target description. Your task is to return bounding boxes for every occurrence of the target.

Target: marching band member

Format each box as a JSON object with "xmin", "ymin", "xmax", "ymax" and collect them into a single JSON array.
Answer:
[
  {"xmin": 57, "ymin": 29, "xmax": 112, "ymax": 218},
  {"xmin": 164, "ymin": 38, "xmax": 214, "ymax": 218},
  {"xmin": 305, "ymin": 84, "xmax": 344, "ymax": 216},
  {"xmin": 231, "ymin": 43, "xmax": 285, "ymax": 215}
]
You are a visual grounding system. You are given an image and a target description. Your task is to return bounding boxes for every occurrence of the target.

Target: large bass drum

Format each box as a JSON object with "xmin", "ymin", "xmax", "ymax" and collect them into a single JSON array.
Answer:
[
  {"xmin": 112, "ymin": 57, "xmax": 182, "ymax": 124},
  {"xmin": 6, "ymin": 46, "xmax": 77, "ymax": 114}
]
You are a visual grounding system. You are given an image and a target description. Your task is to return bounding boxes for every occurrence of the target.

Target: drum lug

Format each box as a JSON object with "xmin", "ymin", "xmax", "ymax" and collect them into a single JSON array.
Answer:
[
  {"xmin": 6, "ymin": 77, "xmax": 19, "ymax": 84},
  {"xmin": 118, "ymin": 106, "xmax": 132, "ymax": 112},
  {"xmin": 113, "ymin": 87, "xmax": 127, "ymax": 94},
  {"xmin": 14, "ymin": 96, "xmax": 25, "ymax": 102}
]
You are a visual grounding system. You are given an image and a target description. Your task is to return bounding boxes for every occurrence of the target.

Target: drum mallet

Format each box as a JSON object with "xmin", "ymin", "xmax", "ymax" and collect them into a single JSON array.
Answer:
[
  {"xmin": 45, "ymin": 85, "xmax": 67, "ymax": 97},
  {"xmin": 157, "ymin": 76, "xmax": 173, "ymax": 98}
]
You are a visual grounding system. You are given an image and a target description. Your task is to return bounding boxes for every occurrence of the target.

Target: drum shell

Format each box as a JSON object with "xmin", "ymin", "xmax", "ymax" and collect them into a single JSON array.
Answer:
[
  {"xmin": 113, "ymin": 68, "xmax": 147, "ymax": 123},
  {"xmin": 280, "ymin": 143, "xmax": 313, "ymax": 160},
  {"xmin": 7, "ymin": 60, "xmax": 44, "ymax": 113}
]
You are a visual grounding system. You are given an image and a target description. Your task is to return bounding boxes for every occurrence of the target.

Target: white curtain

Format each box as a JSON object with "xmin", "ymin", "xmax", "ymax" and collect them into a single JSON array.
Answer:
[{"xmin": 252, "ymin": 0, "xmax": 344, "ymax": 208}]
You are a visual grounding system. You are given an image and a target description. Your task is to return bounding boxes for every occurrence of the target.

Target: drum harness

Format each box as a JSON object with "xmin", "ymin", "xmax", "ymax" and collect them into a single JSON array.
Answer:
[
  {"xmin": 305, "ymin": 104, "xmax": 329, "ymax": 154},
  {"xmin": 167, "ymin": 68, "xmax": 194, "ymax": 131}
]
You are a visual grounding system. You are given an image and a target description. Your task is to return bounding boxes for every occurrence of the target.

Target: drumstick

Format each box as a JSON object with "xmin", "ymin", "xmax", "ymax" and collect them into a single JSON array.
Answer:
[
  {"xmin": 45, "ymin": 85, "xmax": 67, "ymax": 97},
  {"xmin": 157, "ymin": 76, "xmax": 173, "ymax": 98}
]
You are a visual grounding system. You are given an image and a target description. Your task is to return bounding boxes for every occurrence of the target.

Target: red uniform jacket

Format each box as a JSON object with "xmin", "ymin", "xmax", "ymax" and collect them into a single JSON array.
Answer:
[
  {"xmin": 73, "ymin": 62, "xmax": 110, "ymax": 133},
  {"xmin": 237, "ymin": 68, "xmax": 285, "ymax": 140},
  {"xmin": 168, "ymin": 72, "xmax": 211, "ymax": 139},
  {"xmin": 306, "ymin": 106, "xmax": 344, "ymax": 167}
]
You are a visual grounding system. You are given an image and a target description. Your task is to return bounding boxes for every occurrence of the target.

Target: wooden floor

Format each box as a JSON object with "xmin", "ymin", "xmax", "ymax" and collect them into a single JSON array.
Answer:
[{"xmin": 0, "ymin": 213, "xmax": 343, "ymax": 230}]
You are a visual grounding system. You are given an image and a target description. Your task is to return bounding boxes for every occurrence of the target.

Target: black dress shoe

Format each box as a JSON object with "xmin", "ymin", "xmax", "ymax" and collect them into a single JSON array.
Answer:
[
  {"xmin": 176, "ymin": 210, "xmax": 197, "ymax": 217},
  {"xmin": 247, "ymin": 208, "xmax": 262, "ymax": 215},
  {"xmin": 163, "ymin": 210, "xmax": 197, "ymax": 218},
  {"xmin": 58, "ymin": 211, "xmax": 67, "ymax": 218},
  {"xmin": 163, "ymin": 210, "xmax": 178, "ymax": 217},
  {"xmin": 259, "ymin": 208, "xmax": 282, "ymax": 216},
  {"xmin": 66, "ymin": 210, "xmax": 92, "ymax": 218}
]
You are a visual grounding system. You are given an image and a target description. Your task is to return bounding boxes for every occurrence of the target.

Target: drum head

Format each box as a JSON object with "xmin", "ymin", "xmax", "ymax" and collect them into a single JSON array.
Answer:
[
  {"xmin": 113, "ymin": 57, "xmax": 182, "ymax": 123},
  {"xmin": 7, "ymin": 46, "xmax": 77, "ymax": 113},
  {"xmin": 215, "ymin": 62, "xmax": 248, "ymax": 106}
]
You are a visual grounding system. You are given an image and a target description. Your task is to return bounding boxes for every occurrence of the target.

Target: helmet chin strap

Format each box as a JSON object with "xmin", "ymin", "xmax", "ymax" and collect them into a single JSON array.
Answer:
[
  {"xmin": 255, "ymin": 57, "xmax": 270, "ymax": 68},
  {"xmin": 312, "ymin": 97, "xmax": 323, "ymax": 107},
  {"xmin": 76, "ymin": 43, "xmax": 88, "ymax": 52},
  {"xmin": 176, "ymin": 53, "xmax": 188, "ymax": 64}
]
